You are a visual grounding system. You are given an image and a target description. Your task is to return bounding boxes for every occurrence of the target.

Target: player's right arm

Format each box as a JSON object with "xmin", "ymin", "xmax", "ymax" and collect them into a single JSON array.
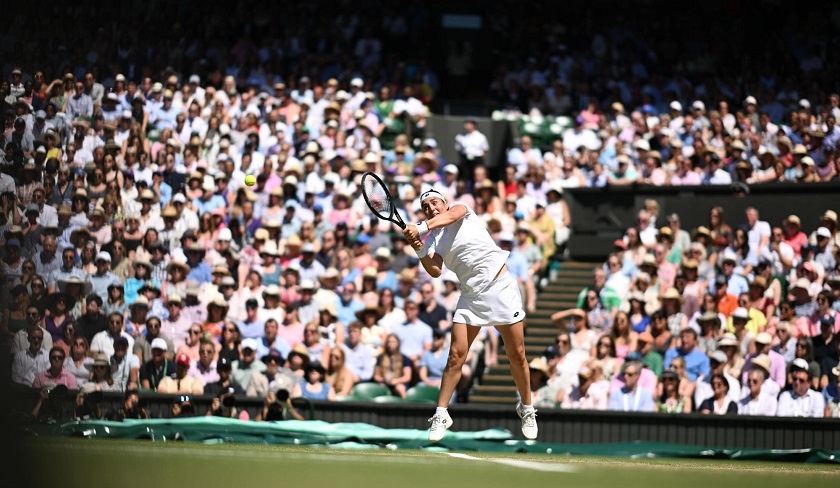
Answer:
[{"xmin": 409, "ymin": 238, "xmax": 444, "ymax": 278}]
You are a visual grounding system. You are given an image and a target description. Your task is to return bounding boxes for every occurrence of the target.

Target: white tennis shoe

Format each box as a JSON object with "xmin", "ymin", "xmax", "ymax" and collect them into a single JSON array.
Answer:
[
  {"xmin": 516, "ymin": 402, "xmax": 538, "ymax": 440},
  {"xmin": 428, "ymin": 410, "xmax": 453, "ymax": 442}
]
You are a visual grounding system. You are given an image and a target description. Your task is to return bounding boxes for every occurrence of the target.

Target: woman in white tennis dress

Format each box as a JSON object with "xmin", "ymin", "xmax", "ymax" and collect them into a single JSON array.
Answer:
[{"xmin": 403, "ymin": 189, "xmax": 537, "ymax": 442}]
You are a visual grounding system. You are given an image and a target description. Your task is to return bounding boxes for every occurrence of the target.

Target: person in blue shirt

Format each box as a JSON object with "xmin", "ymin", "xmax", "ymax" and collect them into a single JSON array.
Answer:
[
  {"xmin": 184, "ymin": 243, "xmax": 212, "ymax": 284},
  {"xmin": 663, "ymin": 327, "xmax": 710, "ymax": 382},
  {"xmin": 607, "ymin": 360, "xmax": 656, "ymax": 412},
  {"xmin": 192, "ymin": 182, "xmax": 226, "ymax": 216},
  {"xmin": 498, "ymin": 231, "xmax": 529, "ymax": 283}
]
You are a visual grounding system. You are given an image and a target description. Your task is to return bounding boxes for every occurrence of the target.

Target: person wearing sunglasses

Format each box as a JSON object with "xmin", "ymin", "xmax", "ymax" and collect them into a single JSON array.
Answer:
[
  {"xmin": 32, "ymin": 346, "xmax": 77, "ymax": 390},
  {"xmin": 776, "ymin": 359, "xmax": 826, "ymax": 417},
  {"xmin": 738, "ymin": 368, "xmax": 778, "ymax": 416},
  {"xmin": 12, "ymin": 326, "xmax": 50, "ymax": 386}
]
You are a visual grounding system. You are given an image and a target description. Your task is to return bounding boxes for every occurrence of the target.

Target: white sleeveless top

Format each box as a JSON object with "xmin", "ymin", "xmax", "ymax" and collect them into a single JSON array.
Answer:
[{"xmin": 423, "ymin": 202, "xmax": 508, "ymax": 298}]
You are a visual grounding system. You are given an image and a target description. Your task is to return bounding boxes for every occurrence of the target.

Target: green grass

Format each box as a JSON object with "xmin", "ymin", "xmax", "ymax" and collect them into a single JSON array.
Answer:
[{"xmin": 26, "ymin": 438, "xmax": 839, "ymax": 488}]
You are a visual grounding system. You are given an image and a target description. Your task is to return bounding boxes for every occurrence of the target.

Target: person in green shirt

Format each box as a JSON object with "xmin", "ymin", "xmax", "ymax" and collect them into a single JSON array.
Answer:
[
  {"xmin": 576, "ymin": 268, "xmax": 622, "ymax": 311},
  {"xmin": 637, "ymin": 330, "xmax": 664, "ymax": 376}
]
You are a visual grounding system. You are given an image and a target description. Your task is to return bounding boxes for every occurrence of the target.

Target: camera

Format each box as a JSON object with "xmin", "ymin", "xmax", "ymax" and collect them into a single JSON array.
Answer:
[
  {"xmin": 222, "ymin": 395, "xmax": 236, "ymax": 408},
  {"xmin": 275, "ymin": 389, "xmax": 290, "ymax": 403}
]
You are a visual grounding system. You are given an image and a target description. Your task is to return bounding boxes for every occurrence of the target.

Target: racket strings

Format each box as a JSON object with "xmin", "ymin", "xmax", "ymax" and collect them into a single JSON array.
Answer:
[{"xmin": 364, "ymin": 177, "xmax": 393, "ymax": 216}]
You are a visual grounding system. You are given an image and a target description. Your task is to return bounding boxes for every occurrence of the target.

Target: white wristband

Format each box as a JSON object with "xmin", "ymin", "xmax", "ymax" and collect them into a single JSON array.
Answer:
[
  {"xmin": 415, "ymin": 221, "xmax": 429, "ymax": 237},
  {"xmin": 415, "ymin": 246, "xmax": 428, "ymax": 258}
]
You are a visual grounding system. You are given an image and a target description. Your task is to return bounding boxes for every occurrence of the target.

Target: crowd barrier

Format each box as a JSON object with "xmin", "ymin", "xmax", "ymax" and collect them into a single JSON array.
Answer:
[{"xmin": 6, "ymin": 387, "xmax": 839, "ymax": 451}]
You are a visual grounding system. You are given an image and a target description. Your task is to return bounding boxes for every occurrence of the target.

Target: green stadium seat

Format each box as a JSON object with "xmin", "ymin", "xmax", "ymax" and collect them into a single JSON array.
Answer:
[
  {"xmin": 405, "ymin": 385, "xmax": 440, "ymax": 403},
  {"xmin": 372, "ymin": 395, "xmax": 404, "ymax": 404},
  {"xmin": 350, "ymin": 383, "xmax": 391, "ymax": 400}
]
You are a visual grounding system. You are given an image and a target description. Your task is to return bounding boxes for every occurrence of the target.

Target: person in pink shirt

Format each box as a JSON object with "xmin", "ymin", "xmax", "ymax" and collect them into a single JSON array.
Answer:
[
  {"xmin": 782, "ymin": 215, "xmax": 808, "ymax": 258},
  {"xmin": 32, "ymin": 347, "xmax": 78, "ymax": 390},
  {"xmin": 670, "ymin": 154, "xmax": 701, "ymax": 186}
]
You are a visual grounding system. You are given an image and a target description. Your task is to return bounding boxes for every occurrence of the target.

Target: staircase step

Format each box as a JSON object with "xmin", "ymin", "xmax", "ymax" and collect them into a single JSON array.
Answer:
[
  {"xmin": 474, "ymin": 384, "xmax": 518, "ymax": 393},
  {"xmin": 469, "ymin": 394, "xmax": 517, "ymax": 404}
]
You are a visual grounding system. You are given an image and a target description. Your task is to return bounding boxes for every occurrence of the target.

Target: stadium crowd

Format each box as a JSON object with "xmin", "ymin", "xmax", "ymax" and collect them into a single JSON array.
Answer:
[
  {"xmin": 528, "ymin": 203, "xmax": 840, "ymax": 418},
  {"xmin": 2, "ymin": 1, "xmax": 840, "ymax": 422}
]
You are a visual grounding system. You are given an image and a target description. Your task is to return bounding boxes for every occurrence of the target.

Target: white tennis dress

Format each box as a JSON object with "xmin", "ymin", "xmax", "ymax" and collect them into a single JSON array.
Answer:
[{"xmin": 422, "ymin": 202, "xmax": 526, "ymax": 327}]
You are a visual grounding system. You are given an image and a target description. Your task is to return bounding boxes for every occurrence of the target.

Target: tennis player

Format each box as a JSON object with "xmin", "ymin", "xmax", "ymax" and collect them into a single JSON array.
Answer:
[{"xmin": 403, "ymin": 189, "xmax": 537, "ymax": 441}]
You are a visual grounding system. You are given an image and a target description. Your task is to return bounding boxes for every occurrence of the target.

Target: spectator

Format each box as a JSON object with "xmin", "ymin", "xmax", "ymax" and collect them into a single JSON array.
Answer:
[
  {"xmin": 607, "ymin": 360, "xmax": 655, "ymax": 412},
  {"xmin": 694, "ymin": 350, "xmax": 741, "ymax": 408},
  {"xmin": 776, "ymin": 359, "xmax": 826, "ymax": 417},
  {"xmin": 739, "ymin": 368, "xmax": 779, "ymax": 416},
  {"xmin": 325, "ymin": 347, "xmax": 356, "ymax": 397},
  {"xmin": 87, "ymin": 353, "xmax": 122, "ymax": 392},
  {"xmin": 373, "ymin": 333, "xmax": 413, "ymax": 399},
  {"xmin": 204, "ymin": 357, "xmax": 245, "ymax": 396},
  {"xmin": 32, "ymin": 346, "xmax": 77, "ymax": 390},
  {"xmin": 742, "ymin": 332, "xmax": 786, "ymax": 388},
  {"xmin": 697, "ymin": 373, "xmax": 738, "ymax": 415},
  {"xmin": 157, "ymin": 353, "xmax": 204, "ymax": 394},
  {"xmin": 664, "ymin": 327, "xmax": 710, "ymax": 382},
  {"xmin": 111, "ymin": 336, "xmax": 140, "ymax": 391},
  {"xmin": 656, "ymin": 370, "xmax": 691, "ymax": 413},
  {"xmin": 89, "ymin": 312, "xmax": 134, "ymax": 359},
  {"xmin": 63, "ymin": 335, "xmax": 93, "ymax": 388},
  {"xmin": 139, "ymin": 337, "xmax": 176, "ymax": 391},
  {"xmin": 562, "ymin": 361, "xmax": 610, "ymax": 410},
  {"xmin": 232, "ymin": 338, "xmax": 267, "ymax": 392}
]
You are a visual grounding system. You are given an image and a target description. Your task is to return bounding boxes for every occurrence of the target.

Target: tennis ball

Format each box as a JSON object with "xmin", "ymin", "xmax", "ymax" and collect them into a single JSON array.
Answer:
[{"xmin": 244, "ymin": 174, "xmax": 256, "ymax": 187}]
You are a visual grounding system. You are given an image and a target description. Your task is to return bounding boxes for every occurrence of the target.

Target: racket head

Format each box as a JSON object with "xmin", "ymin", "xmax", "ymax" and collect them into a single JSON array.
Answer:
[{"xmin": 361, "ymin": 172, "xmax": 406, "ymax": 229}]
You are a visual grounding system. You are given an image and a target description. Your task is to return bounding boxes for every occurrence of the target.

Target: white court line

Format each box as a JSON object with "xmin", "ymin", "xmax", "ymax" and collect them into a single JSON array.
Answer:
[{"xmin": 446, "ymin": 452, "xmax": 577, "ymax": 473}]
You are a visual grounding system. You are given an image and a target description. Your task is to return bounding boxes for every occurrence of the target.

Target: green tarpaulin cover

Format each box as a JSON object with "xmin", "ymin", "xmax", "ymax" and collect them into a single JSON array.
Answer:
[{"xmin": 25, "ymin": 417, "xmax": 840, "ymax": 464}]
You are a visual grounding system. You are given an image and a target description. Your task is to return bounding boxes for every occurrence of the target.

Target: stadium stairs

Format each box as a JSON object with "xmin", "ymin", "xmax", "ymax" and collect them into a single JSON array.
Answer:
[{"xmin": 469, "ymin": 260, "xmax": 600, "ymax": 404}]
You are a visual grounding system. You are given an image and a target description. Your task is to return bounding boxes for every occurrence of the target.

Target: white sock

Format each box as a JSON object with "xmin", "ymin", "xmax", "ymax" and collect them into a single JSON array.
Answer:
[
  {"xmin": 435, "ymin": 407, "xmax": 448, "ymax": 416},
  {"xmin": 520, "ymin": 404, "xmax": 535, "ymax": 413}
]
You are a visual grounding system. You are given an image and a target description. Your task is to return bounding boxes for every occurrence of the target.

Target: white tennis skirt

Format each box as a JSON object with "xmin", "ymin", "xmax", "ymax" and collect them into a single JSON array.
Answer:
[{"xmin": 453, "ymin": 272, "xmax": 526, "ymax": 327}]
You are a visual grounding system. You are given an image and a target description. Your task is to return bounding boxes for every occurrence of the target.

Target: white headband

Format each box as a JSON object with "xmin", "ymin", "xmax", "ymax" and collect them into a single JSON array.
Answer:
[{"xmin": 420, "ymin": 189, "xmax": 446, "ymax": 204}]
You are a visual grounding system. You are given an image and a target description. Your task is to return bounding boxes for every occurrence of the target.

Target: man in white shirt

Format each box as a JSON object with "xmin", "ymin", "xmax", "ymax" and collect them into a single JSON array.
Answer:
[
  {"xmin": 776, "ymin": 359, "xmax": 826, "ymax": 417},
  {"xmin": 454, "ymin": 119, "xmax": 488, "ymax": 184},
  {"xmin": 11, "ymin": 326, "xmax": 50, "ymax": 386},
  {"xmin": 90, "ymin": 313, "xmax": 135, "ymax": 359},
  {"xmin": 507, "ymin": 136, "xmax": 543, "ymax": 177},
  {"xmin": 738, "ymin": 368, "xmax": 777, "ymax": 416},
  {"xmin": 745, "ymin": 207, "xmax": 771, "ymax": 256}
]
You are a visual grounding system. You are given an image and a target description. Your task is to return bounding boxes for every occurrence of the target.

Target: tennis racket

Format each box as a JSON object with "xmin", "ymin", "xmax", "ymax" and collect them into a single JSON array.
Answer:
[{"xmin": 361, "ymin": 171, "xmax": 406, "ymax": 230}]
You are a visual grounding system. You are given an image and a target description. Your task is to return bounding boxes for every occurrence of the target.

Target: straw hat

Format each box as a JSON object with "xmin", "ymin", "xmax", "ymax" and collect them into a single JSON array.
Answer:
[
  {"xmin": 355, "ymin": 296, "xmax": 385, "ymax": 321},
  {"xmin": 319, "ymin": 302, "xmax": 338, "ymax": 318},
  {"xmin": 528, "ymin": 358, "xmax": 549, "ymax": 376},
  {"xmin": 58, "ymin": 275, "xmax": 92, "ymax": 295},
  {"xmin": 750, "ymin": 354, "xmax": 772, "ymax": 373},
  {"xmin": 85, "ymin": 353, "xmax": 114, "ymax": 372},
  {"xmin": 662, "ymin": 287, "xmax": 684, "ymax": 303}
]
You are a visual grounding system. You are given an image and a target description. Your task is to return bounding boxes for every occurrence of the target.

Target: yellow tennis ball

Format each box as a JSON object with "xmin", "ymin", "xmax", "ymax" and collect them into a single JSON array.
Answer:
[{"xmin": 244, "ymin": 174, "xmax": 256, "ymax": 187}]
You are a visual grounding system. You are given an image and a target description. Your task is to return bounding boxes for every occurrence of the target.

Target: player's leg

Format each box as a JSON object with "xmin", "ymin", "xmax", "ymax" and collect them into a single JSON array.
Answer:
[
  {"xmin": 437, "ymin": 322, "xmax": 482, "ymax": 407},
  {"xmin": 495, "ymin": 321, "xmax": 531, "ymax": 405},
  {"xmin": 427, "ymin": 322, "xmax": 481, "ymax": 441},
  {"xmin": 495, "ymin": 321, "xmax": 538, "ymax": 439}
]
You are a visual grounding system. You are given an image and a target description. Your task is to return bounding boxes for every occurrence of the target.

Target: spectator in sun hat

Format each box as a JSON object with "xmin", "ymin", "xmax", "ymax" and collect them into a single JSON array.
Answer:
[{"xmin": 742, "ymin": 332, "xmax": 786, "ymax": 388}]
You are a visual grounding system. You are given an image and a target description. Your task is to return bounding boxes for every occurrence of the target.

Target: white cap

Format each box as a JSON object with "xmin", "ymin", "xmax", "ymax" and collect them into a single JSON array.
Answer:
[
  {"xmin": 799, "ymin": 99, "xmax": 811, "ymax": 109},
  {"xmin": 817, "ymin": 226, "xmax": 832, "ymax": 238},
  {"xmin": 692, "ymin": 100, "xmax": 705, "ymax": 111},
  {"xmin": 35, "ymin": 110, "xmax": 46, "ymax": 119},
  {"xmin": 350, "ymin": 77, "xmax": 364, "ymax": 88},
  {"xmin": 172, "ymin": 193, "xmax": 186, "ymax": 203},
  {"xmin": 106, "ymin": 93, "xmax": 119, "ymax": 101},
  {"xmin": 121, "ymin": 110, "xmax": 132, "ymax": 119},
  {"xmin": 189, "ymin": 74, "xmax": 200, "ymax": 84},
  {"xmin": 801, "ymin": 156, "xmax": 815, "ymax": 166},
  {"xmin": 422, "ymin": 138, "xmax": 438, "ymax": 148},
  {"xmin": 299, "ymin": 279, "xmax": 316, "ymax": 290},
  {"xmin": 792, "ymin": 358, "xmax": 810, "ymax": 371},
  {"xmin": 218, "ymin": 228, "xmax": 232, "ymax": 241},
  {"xmin": 443, "ymin": 164, "xmax": 459, "ymax": 174},
  {"xmin": 498, "ymin": 231, "xmax": 515, "ymax": 242},
  {"xmin": 301, "ymin": 242, "xmax": 316, "ymax": 253},
  {"xmin": 96, "ymin": 251, "xmax": 111, "ymax": 262},
  {"xmin": 744, "ymin": 96, "xmax": 757, "ymax": 106},
  {"xmin": 669, "ymin": 101, "xmax": 683, "ymax": 112},
  {"xmin": 115, "ymin": 74, "xmax": 126, "ymax": 82},
  {"xmin": 241, "ymin": 338, "xmax": 258, "ymax": 351},
  {"xmin": 151, "ymin": 338, "xmax": 168, "ymax": 350},
  {"xmin": 633, "ymin": 139, "xmax": 650, "ymax": 151},
  {"xmin": 732, "ymin": 307, "xmax": 750, "ymax": 320}
]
